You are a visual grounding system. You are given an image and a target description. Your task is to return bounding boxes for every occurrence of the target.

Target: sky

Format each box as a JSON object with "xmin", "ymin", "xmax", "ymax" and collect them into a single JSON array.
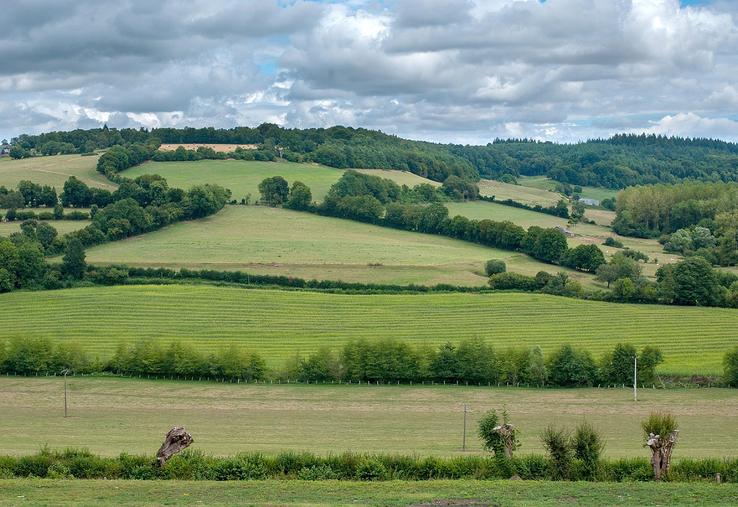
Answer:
[{"xmin": 1, "ymin": 0, "xmax": 737, "ymax": 145}]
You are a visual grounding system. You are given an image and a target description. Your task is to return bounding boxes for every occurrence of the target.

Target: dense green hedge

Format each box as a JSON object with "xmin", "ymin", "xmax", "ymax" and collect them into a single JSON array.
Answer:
[{"xmin": 1, "ymin": 448, "xmax": 735, "ymax": 482}]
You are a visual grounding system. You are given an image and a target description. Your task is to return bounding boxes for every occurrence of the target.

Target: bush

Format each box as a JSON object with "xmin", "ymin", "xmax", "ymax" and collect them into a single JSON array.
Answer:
[
  {"xmin": 603, "ymin": 237, "xmax": 624, "ymax": 248},
  {"xmin": 484, "ymin": 259, "xmax": 507, "ymax": 276},
  {"xmin": 355, "ymin": 458, "xmax": 388, "ymax": 481},
  {"xmin": 724, "ymin": 347, "xmax": 738, "ymax": 387},
  {"xmin": 297, "ymin": 464, "xmax": 339, "ymax": 480},
  {"xmin": 541, "ymin": 426, "xmax": 573, "ymax": 480},
  {"xmin": 64, "ymin": 210, "xmax": 90, "ymax": 220},
  {"xmin": 573, "ymin": 422, "xmax": 604, "ymax": 479}
]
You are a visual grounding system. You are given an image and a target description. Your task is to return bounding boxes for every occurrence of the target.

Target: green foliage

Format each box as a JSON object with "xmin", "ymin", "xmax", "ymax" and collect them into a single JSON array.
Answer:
[
  {"xmin": 541, "ymin": 426, "xmax": 573, "ymax": 480},
  {"xmin": 603, "ymin": 237, "xmax": 623, "ymax": 248},
  {"xmin": 484, "ymin": 259, "xmax": 507, "ymax": 276},
  {"xmin": 258, "ymin": 176, "xmax": 289, "ymax": 206},
  {"xmin": 642, "ymin": 412, "xmax": 678, "ymax": 440},
  {"xmin": 573, "ymin": 422, "xmax": 605, "ymax": 480},
  {"xmin": 62, "ymin": 238, "xmax": 86, "ymax": 280},
  {"xmin": 561, "ymin": 244, "xmax": 606, "ymax": 272},
  {"xmin": 285, "ymin": 181, "xmax": 312, "ymax": 210},
  {"xmin": 546, "ymin": 345, "xmax": 598, "ymax": 387},
  {"xmin": 725, "ymin": 347, "xmax": 738, "ymax": 387},
  {"xmin": 657, "ymin": 257, "xmax": 720, "ymax": 306}
]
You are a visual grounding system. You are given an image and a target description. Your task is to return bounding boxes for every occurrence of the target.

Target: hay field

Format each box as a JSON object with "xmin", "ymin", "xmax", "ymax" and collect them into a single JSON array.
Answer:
[{"xmin": 0, "ymin": 285, "xmax": 734, "ymax": 374}]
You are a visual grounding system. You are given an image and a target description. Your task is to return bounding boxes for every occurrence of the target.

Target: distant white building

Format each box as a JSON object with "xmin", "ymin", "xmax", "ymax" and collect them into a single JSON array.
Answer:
[
  {"xmin": 579, "ymin": 198, "xmax": 600, "ymax": 206},
  {"xmin": 0, "ymin": 144, "xmax": 10, "ymax": 156}
]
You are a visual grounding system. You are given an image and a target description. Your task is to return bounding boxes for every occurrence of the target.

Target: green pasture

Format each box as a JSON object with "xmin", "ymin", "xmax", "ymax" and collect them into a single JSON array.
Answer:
[
  {"xmin": 518, "ymin": 175, "xmax": 619, "ymax": 202},
  {"xmin": 0, "ymin": 285, "xmax": 735, "ymax": 374},
  {"xmin": 0, "ymin": 155, "xmax": 114, "ymax": 191},
  {"xmin": 0, "ymin": 220, "xmax": 90, "ymax": 236},
  {"xmin": 124, "ymin": 160, "xmax": 438, "ymax": 203},
  {"xmin": 2, "ymin": 479, "xmax": 735, "ymax": 507},
  {"xmin": 1, "ymin": 377, "xmax": 737, "ymax": 458},
  {"xmin": 478, "ymin": 178, "xmax": 562, "ymax": 206},
  {"xmin": 82, "ymin": 206, "xmax": 565, "ymax": 286}
]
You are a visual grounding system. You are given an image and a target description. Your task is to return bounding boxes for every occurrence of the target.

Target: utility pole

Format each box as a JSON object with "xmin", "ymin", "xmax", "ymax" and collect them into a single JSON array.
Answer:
[
  {"xmin": 62, "ymin": 369, "xmax": 70, "ymax": 417},
  {"xmin": 462, "ymin": 404, "xmax": 468, "ymax": 451},
  {"xmin": 633, "ymin": 355, "xmax": 638, "ymax": 403}
]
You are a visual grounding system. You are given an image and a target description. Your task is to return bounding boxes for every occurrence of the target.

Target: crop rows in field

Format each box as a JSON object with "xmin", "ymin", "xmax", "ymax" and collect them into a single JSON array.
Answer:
[{"xmin": 0, "ymin": 285, "xmax": 735, "ymax": 374}]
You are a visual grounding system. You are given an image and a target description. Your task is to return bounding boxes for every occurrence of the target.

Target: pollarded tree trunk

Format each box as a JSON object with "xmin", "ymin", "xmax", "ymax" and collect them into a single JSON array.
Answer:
[
  {"xmin": 646, "ymin": 430, "xmax": 678, "ymax": 480},
  {"xmin": 493, "ymin": 424, "xmax": 517, "ymax": 459},
  {"xmin": 156, "ymin": 427, "xmax": 193, "ymax": 467}
]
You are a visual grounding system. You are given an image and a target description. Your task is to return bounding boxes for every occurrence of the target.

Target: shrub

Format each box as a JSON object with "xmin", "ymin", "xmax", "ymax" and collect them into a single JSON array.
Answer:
[
  {"xmin": 603, "ymin": 237, "xmax": 624, "ymax": 248},
  {"xmin": 573, "ymin": 421, "xmax": 605, "ymax": 479},
  {"xmin": 355, "ymin": 458, "xmax": 388, "ymax": 481},
  {"xmin": 484, "ymin": 259, "xmax": 507, "ymax": 276},
  {"xmin": 541, "ymin": 426, "xmax": 573, "ymax": 480},
  {"xmin": 297, "ymin": 464, "xmax": 338, "ymax": 480},
  {"xmin": 724, "ymin": 347, "xmax": 738, "ymax": 387}
]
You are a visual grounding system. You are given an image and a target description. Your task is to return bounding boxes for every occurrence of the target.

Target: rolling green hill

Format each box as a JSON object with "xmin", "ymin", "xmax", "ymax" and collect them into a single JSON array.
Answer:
[
  {"xmin": 123, "ymin": 160, "xmax": 438, "ymax": 202},
  {"xmin": 0, "ymin": 284, "xmax": 734, "ymax": 374},
  {"xmin": 82, "ymin": 206, "xmax": 568, "ymax": 286},
  {"xmin": 0, "ymin": 154, "xmax": 114, "ymax": 191}
]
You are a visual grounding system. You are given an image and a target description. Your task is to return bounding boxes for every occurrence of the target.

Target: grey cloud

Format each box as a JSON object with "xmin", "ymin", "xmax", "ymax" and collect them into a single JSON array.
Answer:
[{"xmin": 1, "ymin": 0, "xmax": 738, "ymax": 144}]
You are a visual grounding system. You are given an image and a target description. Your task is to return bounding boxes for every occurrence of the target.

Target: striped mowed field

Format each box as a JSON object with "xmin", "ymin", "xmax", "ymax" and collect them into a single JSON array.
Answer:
[{"xmin": 0, "ymin": 285, "xmax": 735, "ymax": 375}]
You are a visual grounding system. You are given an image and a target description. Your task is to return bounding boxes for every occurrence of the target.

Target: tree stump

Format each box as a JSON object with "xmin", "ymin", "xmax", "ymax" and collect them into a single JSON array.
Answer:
[
  {"xmin": 646, "ymin": 430, "xmax": 678, "ymax": 480},
  {"xmin": 156, "ymin": 427, "xmax": 193, "ymax": 467}
]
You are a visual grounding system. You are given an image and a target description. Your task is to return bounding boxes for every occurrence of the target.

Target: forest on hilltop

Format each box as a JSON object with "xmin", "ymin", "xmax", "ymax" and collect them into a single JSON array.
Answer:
[{"xmin": 9, "ymin": 126, "xmax": 738, "ymax": 189}]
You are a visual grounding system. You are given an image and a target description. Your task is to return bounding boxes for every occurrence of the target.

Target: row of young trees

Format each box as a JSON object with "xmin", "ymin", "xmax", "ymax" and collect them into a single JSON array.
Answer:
[
  {"xmin": 4, "ymin": 336, "xmax": 738, "ymax": 387},
  {"xmin": 0, "ymin": 338, "xmax": 266, "ymax": 380},
  {"xmin": 288, "ymin": 340, "xmax": 663, "ymax": 387}
]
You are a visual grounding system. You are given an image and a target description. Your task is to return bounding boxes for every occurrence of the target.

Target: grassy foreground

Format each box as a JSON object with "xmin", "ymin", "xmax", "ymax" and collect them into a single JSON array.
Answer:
[
  {"xmin": 0, "ymin": 479, "xmax": 736, "ymax": 506},
  {"xmin": 1, "ymin": 377, "xmax": 736, "ymax": 457},
  {"xmin": 0, "ymin": 285, "xmax": 735, "ymax": 373},
  {"xmin": 83, "ymin": 206, "xmax": 559, "ymax": 286}
]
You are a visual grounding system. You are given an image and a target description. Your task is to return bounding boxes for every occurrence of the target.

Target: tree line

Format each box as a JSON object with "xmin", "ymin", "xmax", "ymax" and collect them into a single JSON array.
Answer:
[
  {"xmin": 13, "ymin": 125, "xmax": 738, "ymax": 189},
  {"xmin": 0, "ymin": 174, "xmax": 228, "ymax": 294},
  {"xmin": 3, "ymin": 335, "xmax": 738, "ymax": 388},
  {"xmin": 260, "ymin": 172, "xmax": 602, "ymax": 272}
]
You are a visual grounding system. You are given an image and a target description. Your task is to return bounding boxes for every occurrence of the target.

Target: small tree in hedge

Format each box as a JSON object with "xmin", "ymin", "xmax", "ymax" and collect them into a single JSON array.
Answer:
[
  {"xmin": 478, "ymin": 409, "xmax": 519, "ymax": 458},
  {"xmin": 542, "ymin": 426, "xmax": 573, "ymax": 480},
  {"xmin": 573, "ymin": 421, "xmax": 604, "ymax": 479},
  {"xmin": 724, "ymin": 347, "xmax": 738, "ymax": 387},
  {"xmin": 258, "ymin": 176, "xmax": 289, "ymax": 206},
  {"xmin": 642, "ymin": 412, "xmax": 679, "ymax": 481},
  {"xmin": 485, "ymin": 259, "xmax": 507, "ymax": 276},
  {"xmin": 61, "ymin": 238, "xmax": 86, "ymax": 280}
]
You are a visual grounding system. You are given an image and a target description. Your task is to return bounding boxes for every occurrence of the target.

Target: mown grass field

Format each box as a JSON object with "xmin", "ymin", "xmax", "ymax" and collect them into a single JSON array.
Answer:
[
  {"xmin": 0, "ymin": 285, "xmax": 736, "ymax": 374},
  {"xmin": 518, "ymin": 175, "xmax": 619, "ymax": 202},
  {"xmin": 124, "ymin": 160, "xmax": 437, "ymax": 202},
  {"xmin": 478, "ymin": 178, "xmax": 563, "ymax": 206},
  {"xmin": 82, "ymin": 206, "xmax": 560, "ymax": 286},
  {"xmin": 0, "ymin": 155, "xmax": 114, "ymax": 191},
  {"xmin": 0, "ymin": 220, "xmax": 90, "ymax": 236},
  {"xmin": 1, "ymin": 479, "xmax": 736, "ymax": 507},
  {"xmin": 1, "ymin": 377, "xmax": 737, "ymax": 457},
  {"xmin": 446, "ymin": 200, "xmax": 681, "ymax": 279},
  {"xmin": 5, "ymin": 478, "xmax": 738, "ymax": 507}
]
